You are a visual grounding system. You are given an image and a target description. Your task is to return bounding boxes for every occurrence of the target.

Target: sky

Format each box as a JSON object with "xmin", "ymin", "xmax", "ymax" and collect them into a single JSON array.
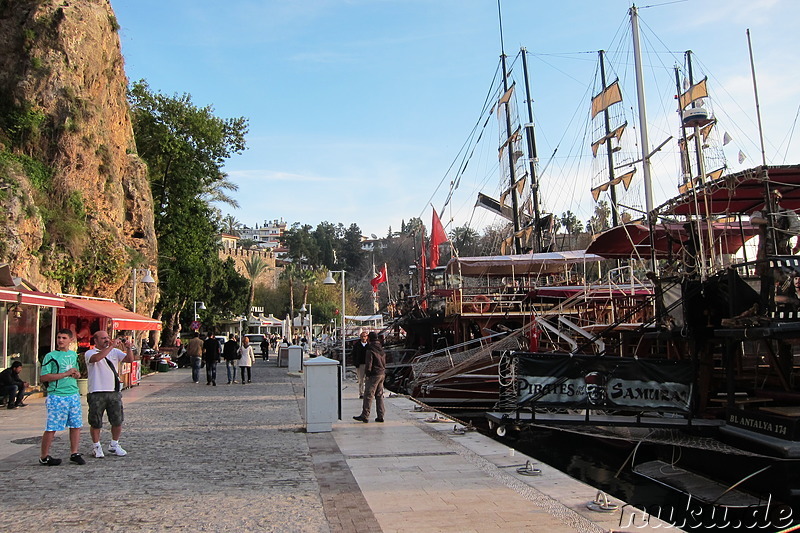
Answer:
[{"xmin": 112, "ymin": 0, "xmax": 800, "ymax": 239}]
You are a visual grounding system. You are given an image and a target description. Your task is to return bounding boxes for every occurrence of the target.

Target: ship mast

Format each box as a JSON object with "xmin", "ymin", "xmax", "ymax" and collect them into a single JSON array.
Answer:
[
  {"xmin": 630, "ymin": 4, "xmax": 656, "ymax": 267},
  {"xmin": 500, "ymin": 52, "xmax": 522, "ymax": 254},
  {"xmin": 521, "ymin": 47, "xmax": 543, "ymax": 252},
  {"xmin": 598, "ymin": 50, "xmax": 620, "ymax": 227}
]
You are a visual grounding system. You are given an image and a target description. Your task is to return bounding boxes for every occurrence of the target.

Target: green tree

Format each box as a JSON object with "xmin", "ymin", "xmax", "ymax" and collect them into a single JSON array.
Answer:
[
  {"xmin": 449, "ymin": 225, "xmax": 479, "ymax": 256},
  {"xmin": 280, "ymin": 223, "xmax": 319, "ymax": 265},
  {"xmin": 221, "ymin": 214, "xmax": 242, "ymax": 236},
  {"xmin": 585, "ymin": 201, "xmax": 611, "ymax": 234},
  {"xmin": 129, "ymin": 80, "xmax": 249, "ymax": 331},
  {"xmin": 559, "ymin": 211, "xmax": 580, "ymax": 234},
  {"xmin": 340, "ymin": 223, "xmax": 365, "ymax": 272},
  {"xmin": 243, "ymin": 255, "xmax": 270, "ymax": 317}
]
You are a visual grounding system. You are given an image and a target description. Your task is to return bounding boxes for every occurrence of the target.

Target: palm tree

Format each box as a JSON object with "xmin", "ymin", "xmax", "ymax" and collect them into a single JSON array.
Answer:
[
  {"xmin": 280, "ymin": 263, "xmax": 300, "ymax": 326},
  {"xmin": 221, "ymin": 214, "xmax": 242, "ymax": 236},
  {"xmin": 243, "ymin": 255, "xmax": 269, "ymax": 317},
  {"xmin": 201, "ymin": 172, "xmax": 240, "ymax": 208}
]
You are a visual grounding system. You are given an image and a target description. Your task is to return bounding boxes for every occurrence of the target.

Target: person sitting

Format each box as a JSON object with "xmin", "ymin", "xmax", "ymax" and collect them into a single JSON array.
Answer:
[{"xmin": 0, "ymin": 361, "xmax": 28, "ymax": 409}]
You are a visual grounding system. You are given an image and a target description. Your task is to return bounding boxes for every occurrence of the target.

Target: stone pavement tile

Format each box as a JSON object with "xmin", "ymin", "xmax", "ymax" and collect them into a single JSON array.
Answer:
[{"xmin": 0, "ymin": 363, "xmax": 332, "ymax": 533}]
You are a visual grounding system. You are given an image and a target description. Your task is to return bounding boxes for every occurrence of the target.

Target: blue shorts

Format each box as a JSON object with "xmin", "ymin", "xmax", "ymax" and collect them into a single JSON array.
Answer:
[{"xmin": 45, "ymin": 394, "xmax": 83, "ymax": 432}]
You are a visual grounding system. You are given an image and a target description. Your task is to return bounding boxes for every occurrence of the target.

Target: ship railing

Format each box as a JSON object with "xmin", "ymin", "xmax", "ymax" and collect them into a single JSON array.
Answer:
[
  {"xmin": 453, "ymin": 287, "xmax": 529, "ymax": 315},
  {"xmin": 412, "ymin": 330, "xmax": 510, "ymax": 369}
]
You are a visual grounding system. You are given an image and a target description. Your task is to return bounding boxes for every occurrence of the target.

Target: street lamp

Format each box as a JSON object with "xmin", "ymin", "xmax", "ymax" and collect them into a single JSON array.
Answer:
[
  {"xmin": 300, "ymin": 303, "xmax": 313, "ymax": 354},
  {"xmin": 131, "ymin": 268, "xmax": 155, "ymax": 314},
  {"xmin": 323, "ymin": 270, "xmax": 346, "ymax": 369},
  {"xmin": 194, "ymin": 301, "xmax": 206, "ymax": 322}
]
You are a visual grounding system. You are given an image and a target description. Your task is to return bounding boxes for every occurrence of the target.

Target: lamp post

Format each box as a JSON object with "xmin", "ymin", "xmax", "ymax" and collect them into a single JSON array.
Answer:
[
  {"xmin": 131, "ymin": 268, "xmax": 155, "ymax": 314},
  {"xmin": 299, "ymin": 303, "xmax": 313, "ymax": 354},
  {"xmin": 194, "ymin": 301, "xmax": 206, "ymax": 322},
  {"xmin": 323, "ymin": 270, "xmax": 346, "ymax": 369}
]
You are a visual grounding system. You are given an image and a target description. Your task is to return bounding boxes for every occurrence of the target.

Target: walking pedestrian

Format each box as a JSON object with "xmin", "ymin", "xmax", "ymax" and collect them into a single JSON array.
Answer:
[
  {"xmin": 353, "ymin": 332, "xmax": 386, "ymax": 423},
  {"xmin": 260, "ymin": 336, "xmax": 269, "ymax": 361},
  {"xmin": 238, "ymin": 337, "xmax": 255, "ymax": 384},
  {"xmin": 223, "ymin": 335, "xmax": 240, "ymax": 384},
  {"xmin": 39, "ymin": 328, "xmax": 85, "ymax": 466},
  {"xmin": 85, "ymin": 331, "xmax": 134, "ymax": 458},
  {"xmin": 186, "ymin": 332, "xmax": 204, "ymax": 383},
  {"xmin": 351, "ymin": 330, "xmax": 369, "ymax": 399},
  {"xmin": 203, "ymin": 331, "xmax": 221, "ymax": 386},
  {"xmin": 0, "ymin": 361, "xmax": 28, "ymax": 408}
]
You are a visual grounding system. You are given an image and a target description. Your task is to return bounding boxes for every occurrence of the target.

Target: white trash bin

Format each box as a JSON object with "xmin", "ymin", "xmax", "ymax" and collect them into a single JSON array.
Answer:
[
  {"xmin": 287, "ymin": 346, "xmax": 303, "ymax": 372},
  {"xmin": 303, "ymin": 356, "xmax": 340, "ymax": 433}
]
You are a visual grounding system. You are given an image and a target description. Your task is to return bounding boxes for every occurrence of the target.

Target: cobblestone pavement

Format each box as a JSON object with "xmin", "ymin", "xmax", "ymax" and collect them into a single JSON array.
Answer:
[{"xmin": 0, "ymin": 359, "xmax": 349, "ymax": 533}]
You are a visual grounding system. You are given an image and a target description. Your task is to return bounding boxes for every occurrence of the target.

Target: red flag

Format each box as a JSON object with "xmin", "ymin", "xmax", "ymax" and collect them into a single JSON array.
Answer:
[
  {"xmin": 429, "ymin": 207, "xmax": 448, "ymax": 268},
  {"xmin": 370, "ymin": 265, "xmax": 387, "ymax": 292}
]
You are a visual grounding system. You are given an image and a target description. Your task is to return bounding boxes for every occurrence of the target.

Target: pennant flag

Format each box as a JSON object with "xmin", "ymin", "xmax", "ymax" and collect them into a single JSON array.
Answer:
[
  {"xmin": 679, "ymin": 77, "xmax": 708, "ymax": 109},
  {"xmin": 738, "ymin": 150, "xmax": 747, "ymax": 164},
  {"xmin": 591, "ymin": 80, "xmax": 622, "ymax": 118},
  {"xmin": 429, "ymin": 207, "xmax": 448, "ymax": 269},
  {"xmin": 370, "ymin": 265, "xmax": 387, "ymax": 293},
  {"xmin": 723, "ymin": 132, "xmax": 733, "ymax": 146}
]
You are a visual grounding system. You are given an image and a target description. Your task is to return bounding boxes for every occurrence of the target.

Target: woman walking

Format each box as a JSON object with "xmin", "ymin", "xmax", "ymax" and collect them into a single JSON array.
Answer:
[{"xmin": 238, "ymin": 337, "xmax": 255, "ymax": 384}]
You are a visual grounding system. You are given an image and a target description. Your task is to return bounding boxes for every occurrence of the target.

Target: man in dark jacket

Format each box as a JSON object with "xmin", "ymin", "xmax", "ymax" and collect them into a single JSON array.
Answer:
[
  {"xmin": 0, "ymin": 361, "xmax": 28, "ymax": 409},
  {"xmin": 351, "ymin": 330, "xmax": 369, "ymax": 399},
  {"xmin": 260, "ymin": 337, "xmax": 270, "ymax": 361},
  {"xmin": 353, "ymin": 332, "xmax": 386, "ymax": 423},
  {"xmin": 203, "ymin": 331, "xmax": 221, "ymax": 386},
  {"xmin": 222, "ymin": 335, "xmax": 240, "ymax": 384}
]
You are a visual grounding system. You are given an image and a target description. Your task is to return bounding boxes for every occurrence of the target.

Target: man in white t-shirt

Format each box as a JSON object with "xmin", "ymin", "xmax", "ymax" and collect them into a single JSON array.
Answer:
[{"xmin": 85, "ymin": 331, "xmax": 134, "ymax": 458}]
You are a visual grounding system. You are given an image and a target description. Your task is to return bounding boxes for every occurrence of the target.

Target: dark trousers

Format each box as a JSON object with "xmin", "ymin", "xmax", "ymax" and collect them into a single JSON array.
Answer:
[
  {"xmin": 240, "ymin": 367, "xmax": 251, "ymax": 382},
  {"xmin": 360, "ymin": 373, "xmax": 385, "ymax": 420},
  {"xmin": 2, "ymin": 383, "xmax": 24, "ymax": 406},
  {"xmin": 205, "ymin": 362, "xmax": 217, "ymax": 384}
]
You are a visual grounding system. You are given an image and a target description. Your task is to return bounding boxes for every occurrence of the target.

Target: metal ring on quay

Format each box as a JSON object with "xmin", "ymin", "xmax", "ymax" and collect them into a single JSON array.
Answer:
[
  {"xmin": 516, "ymin": 460, "xmax": 542, "ymax": 476},
  {"xmin": 586, "ymin": 491, "xmax": 618, "ymax": 513}
]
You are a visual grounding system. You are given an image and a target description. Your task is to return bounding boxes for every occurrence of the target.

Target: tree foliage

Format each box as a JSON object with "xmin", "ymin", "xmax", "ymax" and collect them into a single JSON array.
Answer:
[{"xmin": 128, "ymin": 80, "xmax": 249, "ymax": 331}]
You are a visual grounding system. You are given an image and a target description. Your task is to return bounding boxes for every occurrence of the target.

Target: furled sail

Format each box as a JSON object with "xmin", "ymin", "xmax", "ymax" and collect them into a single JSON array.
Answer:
[
  {"xmin": 679, "ymin": 77, "xmax": 708, "ymax": 109},
  {"xmin": 677, "ymin": 167, "xmax": 725, "ymax": 195},
  {"xmin": 590, "ymin": 168, "xmax": 636, "ymax": 201},
  {"xmin": 590, "ymin": 80, "xmax": 622, "ymax": 119},
  {"xmin": 591, "ymin": 122, "xmax": 627, "ymax": 156}
]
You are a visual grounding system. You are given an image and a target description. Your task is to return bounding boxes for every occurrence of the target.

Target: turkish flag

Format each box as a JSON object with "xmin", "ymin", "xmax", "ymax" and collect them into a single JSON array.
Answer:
[
  {"xmin": 429, "ymin": 207, "xmax": 448, "ymax": 268},
  {"xmin": 370, "ymin": 265, "xmax": 387, "ymax": 292}
]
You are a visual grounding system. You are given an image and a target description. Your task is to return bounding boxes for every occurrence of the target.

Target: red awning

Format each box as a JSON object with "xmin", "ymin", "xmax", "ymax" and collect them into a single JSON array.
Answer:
[
  {"xmin": 586, "ymin": 222, "xmax": 757, "ymax": 260},
  {"xmin": 62, "ymin": 298, "xmax": 161, "ymax": 331},
  {"xmin": 0, "ymin": 287, "xmax": 65, "ymax": 307},
  {"xmin": 659, "ymin": 164, "xmax": 800, "ymax": 216}
]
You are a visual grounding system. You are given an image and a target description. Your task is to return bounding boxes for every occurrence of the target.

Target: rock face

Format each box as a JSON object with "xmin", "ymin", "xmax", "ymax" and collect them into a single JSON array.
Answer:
[{"xmin": 0, "ymin": 0, "xmax": 157, "ymax": 313}]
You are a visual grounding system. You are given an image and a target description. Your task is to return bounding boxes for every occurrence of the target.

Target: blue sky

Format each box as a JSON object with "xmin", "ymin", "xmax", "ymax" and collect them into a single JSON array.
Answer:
[{"xmin": 113, "ymin": 0, "xmax": 800, "ymax": 238}]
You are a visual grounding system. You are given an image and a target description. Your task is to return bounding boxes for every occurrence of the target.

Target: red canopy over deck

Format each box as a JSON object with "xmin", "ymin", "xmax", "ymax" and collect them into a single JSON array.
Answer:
[
  {"xmin": 586, "ymin": 222, "xmax": 758, "ymax": 260},
  {"xmin": 658, "ymin": 164, "xmax": 800, "ymax": 216}
]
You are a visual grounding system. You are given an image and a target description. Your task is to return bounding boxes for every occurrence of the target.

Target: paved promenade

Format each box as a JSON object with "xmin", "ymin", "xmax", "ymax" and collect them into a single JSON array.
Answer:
[{"xmin": 0, "ymin": 357, "xmax": 674, "ymax": 532}]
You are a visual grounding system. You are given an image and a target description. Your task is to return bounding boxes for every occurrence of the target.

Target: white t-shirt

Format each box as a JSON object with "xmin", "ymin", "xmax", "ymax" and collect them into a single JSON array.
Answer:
[{"xmin": 85, "ymin": 348, "xmax": 127, "ymax": 393}]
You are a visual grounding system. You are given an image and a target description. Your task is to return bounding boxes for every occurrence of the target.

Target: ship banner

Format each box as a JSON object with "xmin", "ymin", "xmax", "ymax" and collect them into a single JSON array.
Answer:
[{"xmin": 515, "ymin": 354, "xmax": 694, "ymax": 413}]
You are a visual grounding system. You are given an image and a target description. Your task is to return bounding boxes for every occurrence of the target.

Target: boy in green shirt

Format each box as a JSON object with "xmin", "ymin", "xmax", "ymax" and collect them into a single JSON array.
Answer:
[{"xmin": 39, "ymin": 328, "xmax": 85, "ymax": 466}]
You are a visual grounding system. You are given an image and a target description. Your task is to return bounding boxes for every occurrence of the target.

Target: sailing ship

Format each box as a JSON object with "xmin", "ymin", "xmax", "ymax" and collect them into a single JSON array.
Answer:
[{"xmin": 481, "ymin": 6, "xmax": 800, "ymax": 510}]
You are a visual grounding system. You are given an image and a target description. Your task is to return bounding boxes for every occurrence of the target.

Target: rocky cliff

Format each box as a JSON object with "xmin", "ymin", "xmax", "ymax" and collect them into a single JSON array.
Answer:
[{"xmin": 0, "ymin": 0, "xmax": 157, "ymax": 312}]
